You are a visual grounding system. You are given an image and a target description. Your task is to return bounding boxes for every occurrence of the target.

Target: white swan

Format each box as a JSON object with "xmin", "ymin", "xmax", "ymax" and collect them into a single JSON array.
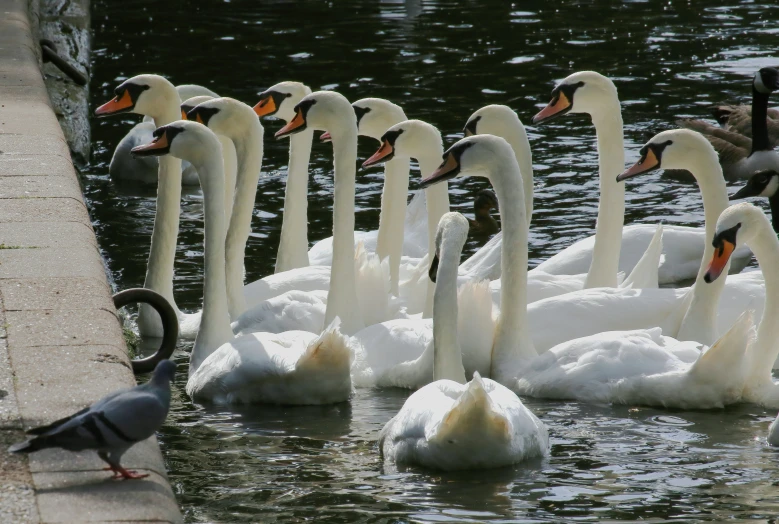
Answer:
[
  {"xmin": 703, "ymin": 203, "xmax": 779, "ymax": 408},
  {"xmin": 378, "ymin": 212, "xmax": 549, "ymax": 471},
  {"xmin": 235, "ymin": 91, "xmax": 398, "ymax": 336},
  {"xmin": 350, "ymin": 213, "xmax": 494, "ymax": 388},
  {"xmin": 423, "ymin": 134, "xmax": 755, "ymax": 410},
  {"xmin": 253, "ymin": 81, "xmax": 314, "ymax": 273},
  {"xmin": 463, "ymin": 104, "xmax": 663, "ymax": 295},
  {"xmin": 180, "ymin": 96, "xmax": 238, "ymax": 225},
  {"xmin": 186, "ymin": 97, "xmax": 264, "ymax": 321},
  {"xmin": 131, "ymin": 120, "xmax": 352, "ymax": 405},
  {"xmin": 109, "ymin": 84, "xmax": 218, "ymax": 186},
  {"xmin": 309, "ymin": 99, "xmax": 429, "ymax": 273},
  {"xmin": 530, "ymin": 71, "xmax": 752, "ymax": 284},
  {"xmin": 95, "ymin": 74, "xmax": 198, "ymax": 338},
  {"xmin": 527, "ymin": 129, "xmax": 765, "ymax": 354}
]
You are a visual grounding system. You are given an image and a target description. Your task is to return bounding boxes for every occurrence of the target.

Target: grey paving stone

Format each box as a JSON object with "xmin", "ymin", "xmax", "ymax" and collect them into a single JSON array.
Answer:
[
  {"xmin": 0, "ymin": 277, "xmax": 111, "ymax": 311},
  {"xmin": 6, "ymin": 308, "xmax": 122, "ymax": 347},
  {"xmin": 0, "ymin": 247, "xmax": 105, "ymax": 279},
  {"xmin": 9, "ymin": 344, "xmax": 134, "ymax": 423},
  {"xmin": 0, "ymin": 132, "xmax": 71, "ymax": 158},
  {"xmin": 0, "ymin": 198, "xmax": 89, "ymax": 223},
  {"xmin": 0, "ymin": 222, "xmax": 97, "ymax": 249},
  {"xmin": 0, "ymin": 175, "xmax": 85, "ymax": 201},
  {"xmin": 33, "ymin": 470, "xmax": 182, "ymax": 523},
  {"xmin": 0, "ymin": 154, "xmax": 76, "ymax": 177}
]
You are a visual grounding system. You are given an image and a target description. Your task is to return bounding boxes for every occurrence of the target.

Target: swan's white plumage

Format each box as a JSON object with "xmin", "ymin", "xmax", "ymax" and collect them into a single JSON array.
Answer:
[{"xmin": 379, "ymin": 373, "xmax": 549, "ymax": 471}]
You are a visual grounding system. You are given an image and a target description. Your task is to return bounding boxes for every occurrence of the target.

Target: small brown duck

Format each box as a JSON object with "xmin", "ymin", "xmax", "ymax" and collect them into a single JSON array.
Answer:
[{"xmin": 468, "ymin": 189, "xmax": 500, "ymax": 236}]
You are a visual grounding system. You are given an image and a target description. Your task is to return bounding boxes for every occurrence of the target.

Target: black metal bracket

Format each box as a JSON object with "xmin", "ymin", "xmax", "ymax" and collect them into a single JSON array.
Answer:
[
  {"xmin": 113, "ymin": 288, "xmax": 179, "ymax": 373},
  {"xmin": 40, "ymin": 38, "xmax": 88, "ymax": 86}
]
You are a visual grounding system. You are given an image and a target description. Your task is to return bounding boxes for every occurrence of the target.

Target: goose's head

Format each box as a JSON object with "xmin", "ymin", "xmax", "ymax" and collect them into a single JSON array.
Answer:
[
  {"xmin": 254, "ymin": 81, "xmax": 312, "ymax": 123},
  {"xmin": 186, "ymin": 97, "xmax": 260, "ymax": 136},
  {"xmin": 429, "ymin": 212, "xmax": 469, "ymax": 283},
  {"xmin": 95, "ymin": 74, "xmax": 177, "ymax": 118},
  {"xmin": 274, "ymin": 91, "xmax": 355, "ymax": 140},
  {"xmin": 362, "ymin": 119, "xmax": 442, "ymax": 168},
  {"xmin": 464, "ymin": 105, "xmax": 521, "ymax": 137},
  {"xmin": 731, "ymin": 170, "xmax": 779, "ymax": 201},
  {"xmin": 180, "ymin": 95, "xmax": 214, "ymax": 121},
  {"xmin": 532, "ymin": 71, "xmax": 618, "ymax": 124},
  {"xmin": 420, "ymin": 134, "xmax": 516, "ymax": 188},
  {"xmin": 617, "ymin": 129, "xmax": 714, "ymax": 182},
  {"xmin": 704, "ymin": 202, "xmax": 766, "ymax": 283},
  {"xmin": 475, "ymin": 188, "xmax": 499, "ymax": 214},
  {"xmin": 753, "ymin": 67, "xmax": 779, "ymax": 95},
  {"xmin": 130, "ymin": 120, "xmax": 221, "ymax": 171}
]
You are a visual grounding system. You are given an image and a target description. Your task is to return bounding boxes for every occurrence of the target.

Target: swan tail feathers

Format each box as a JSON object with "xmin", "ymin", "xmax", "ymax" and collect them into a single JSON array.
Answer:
[
  {"xmin": 621, "ymin": 223, "xmax": 663, "ymax": 290},
  {"xmin": 297, "ymin": 317, "xmax": 353, "ymax": 373},
  {"xmin": 429, "ymin": 373, "xmax": 510, "ymax": 447},
  {"xmin": 688, "ymin": 309, "xmax": 754, "ymax": 386}
]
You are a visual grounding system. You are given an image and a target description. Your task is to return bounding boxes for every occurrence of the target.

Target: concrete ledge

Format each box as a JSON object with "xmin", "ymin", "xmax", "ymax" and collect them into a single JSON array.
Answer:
[{"xmin": 0, "ymin": 0, "xmax": 182, "ymax": 522}]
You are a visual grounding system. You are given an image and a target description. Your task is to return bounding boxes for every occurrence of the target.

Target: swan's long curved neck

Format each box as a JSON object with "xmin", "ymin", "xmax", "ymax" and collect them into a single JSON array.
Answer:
[
  {"xmin": 139, "ymin": 103, "xmax": 185, "ymax": 335},
  {"xmin": 676, "ymin": 153, "xmax": 731, "ymax": 344},
  {"xmin": 751, "ymin": 86, "xmax": 771, "ymax": 152},
  {"xmin": 218, "ymin": 136, "xmax": 237, "ymax": 223},
  {"xmin": 501, "ymin": 125, "xmax": 534, "ymax": 225},
  {"xmin": 418, "ymin": 147, "xmax": 447, "ymax": 319},
  {"xmin": 375, "ymin": 156, "xmax": 411, "ymax": 294},
  {"xmin": 490, "ymin": 156, "xmax": 536, "ymax": 383},
  {"xmin": 325, "ymin": 126, "xmax": 363, "ymax": 334},
  {"xmin": 190, "ymin": 151, "xmax": 233, "ymax": 376},
  {"xmin": 433, "ymin": 243, "xmax": 466, "ymax": 384},
  {"xmin": 225, "ymin": 120, "xmax": 264, "ymax": 320},
  {"xmin": 275, "ymin": 129, "xmax": 313, "ymax": 273},
  {"xmin": 745, "ymin": 219, "xmax": 779, "ymax": 384},
  {"xmin": 584, "ymin": 105, "xmax": 625, "ymax": 289}
]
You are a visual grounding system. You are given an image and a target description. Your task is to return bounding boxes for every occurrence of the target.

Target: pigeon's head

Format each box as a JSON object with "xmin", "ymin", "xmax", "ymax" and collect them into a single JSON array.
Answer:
[{"xmin": 153, "ymin": 360, "xmax": 177, "ymax": 383}]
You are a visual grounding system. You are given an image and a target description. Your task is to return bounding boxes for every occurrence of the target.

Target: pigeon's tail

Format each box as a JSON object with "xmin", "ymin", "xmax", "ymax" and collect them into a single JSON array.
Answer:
[{"xmin": 8, "ymin": 437, "xmax": 44, "ymax": 454}]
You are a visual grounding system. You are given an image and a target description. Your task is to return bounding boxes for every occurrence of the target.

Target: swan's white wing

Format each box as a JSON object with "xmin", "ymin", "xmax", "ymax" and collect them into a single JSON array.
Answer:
[
  {"xmin": 231, "ymin": 290, "xmax": 327, "ymax": 335},
  {"xmin": 620, "ymin": 223, "xmax": 663, "ymax": 289},
  {"xmin": 242, "ymin": 265, "xmax": 331, "ymax": 309}
]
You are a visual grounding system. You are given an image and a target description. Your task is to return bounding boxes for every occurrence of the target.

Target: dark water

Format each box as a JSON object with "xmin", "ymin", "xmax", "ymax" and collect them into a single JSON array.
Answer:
[{"xmin": 85, "ymin": 0, "xmax": 779, "ymax": 521}]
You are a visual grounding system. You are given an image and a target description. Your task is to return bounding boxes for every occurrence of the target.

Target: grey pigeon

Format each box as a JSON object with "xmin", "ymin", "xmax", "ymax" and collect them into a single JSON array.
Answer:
[{"xmin": 9, "ymin": 359, "xmax": 176, "ymax": 480}]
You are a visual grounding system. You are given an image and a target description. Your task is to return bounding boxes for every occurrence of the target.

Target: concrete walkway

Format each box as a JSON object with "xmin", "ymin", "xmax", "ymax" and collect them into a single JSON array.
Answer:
[{"xmin": 0, "ymin": 0, "xmax": 182, "ymax": 522}]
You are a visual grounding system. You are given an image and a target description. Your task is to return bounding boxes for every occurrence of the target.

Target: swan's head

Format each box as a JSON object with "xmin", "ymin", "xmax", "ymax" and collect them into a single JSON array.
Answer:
[
  {"xmin": 731, "ymin": 170, "xmax": 779, "ymax": 201},
  {"xmin": 420, "ymin": 134, "xmax": 516, "ymax": 188},
  {"xmin": 617, "ymin": 129, "xmax": 715, "ymax": 182},
  {"xmin": 180, "ymin": 96, "xmax": 214, "ymax": 120},
  {"xmin": 131, "ymin": 120, "xmax": 221, "ymax": 171},
  {"xmin": 753, "ymin": 67, "xmax": 779, "ymax": 95},
  {"xmin": 186, "ymin": 97, "xmax": 261, "ymax": 136},
  {"xmin": 429, "ymin": 212, "xmax": 469, "ymax": 283},
  {"xmin": 532, "ymin": 71, "xmax": 618, "ymax": 124},
  {"xmin": 95, "ymin": 74, "xmax": 176, "ymax": 118},
  {"xmin": 253, "ymin": 81, "xmax": 312, "ymax": 123},
  {"xmin": 464, "ymin": 105, "xmax": 523, "ymax": 138},
  {"xmin": 362, "ymin": 119, "xmax": 442, "ymax": 168},
  {"xmin": 352, "ymin": 98, "xmax": 407, "ymax": 141},
  {"xmin": 274, "ymin": 91, "xmax": 355, "ymax": 140},
  {"xmin": 704, "ymin": 202, "xmax": 767, "ymax": 283},
  {"xmin": 176, "ymin": 84, "xmax": 218, "ymax": 103}
]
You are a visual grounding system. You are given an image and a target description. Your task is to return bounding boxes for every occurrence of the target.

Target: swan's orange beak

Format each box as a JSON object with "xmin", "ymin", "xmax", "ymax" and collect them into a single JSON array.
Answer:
[
  {"xmin": 180, "ymin": 109, "xmax": 188, "ymax": 120},
  {"xmin": 617, "ymin": 148, "xmax": 661, "ymax": 182},
  {"xmin": 532, "ymin": 92, "xmax": 571, "ymax": 124},
  {"xmin": 320, "ymin": 131, "xmax": 332, "ymax": 142},
  {"xmin": 254, "ymin": 96, "xmax": 276, "ymax": 117},
  {"xmin": 704, "ymin": 240, "xmax": 735, "ymax": 283},
  {"xmin": 363, "ymin": 140, "xmax": 394, "ymax": 168},
  {"xmin": 95, "ymin": 90, "xmax": 134, "ymax": 116},
  {"xmin": 275, "ymin": 108, "xmax": 306, "ymax": 139},
  {"xmin": 421, "ymin": 152, "xmax": 459, "ymax": 188},
  {"xmin": 194, "ymin": 113, "xmax": 205, "ymax": 125},
  {"xmin": 131, "ymin": 131, "xmax": 170, "ymax": 157}
]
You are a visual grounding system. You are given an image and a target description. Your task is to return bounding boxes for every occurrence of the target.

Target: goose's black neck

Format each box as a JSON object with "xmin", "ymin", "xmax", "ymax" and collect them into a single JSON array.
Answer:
[
  {"xmin": 751, "ymin": 84, "xmax": 771, "ymax": 152},
  {"xmin": 770, "ymin": 190, "xmax": 779, "ymax": 234}
]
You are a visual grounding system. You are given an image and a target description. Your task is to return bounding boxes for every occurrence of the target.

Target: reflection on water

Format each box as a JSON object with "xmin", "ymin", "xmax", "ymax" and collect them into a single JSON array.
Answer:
[{"xmin": 87, "ymin": 0, "xmax": 779, "ymax": 521}]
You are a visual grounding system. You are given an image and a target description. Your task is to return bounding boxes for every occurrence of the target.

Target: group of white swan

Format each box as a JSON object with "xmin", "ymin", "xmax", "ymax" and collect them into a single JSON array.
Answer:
[{"xmin": 96, "ymin": 66, "xmax": 777, "ymax": 471}]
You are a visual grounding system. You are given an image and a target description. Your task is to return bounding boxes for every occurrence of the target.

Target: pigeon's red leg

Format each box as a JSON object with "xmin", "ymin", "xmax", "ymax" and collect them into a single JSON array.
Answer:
[{"xmin": 116, "ymin": 466, "xmax": 149, "ymax": 480}]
